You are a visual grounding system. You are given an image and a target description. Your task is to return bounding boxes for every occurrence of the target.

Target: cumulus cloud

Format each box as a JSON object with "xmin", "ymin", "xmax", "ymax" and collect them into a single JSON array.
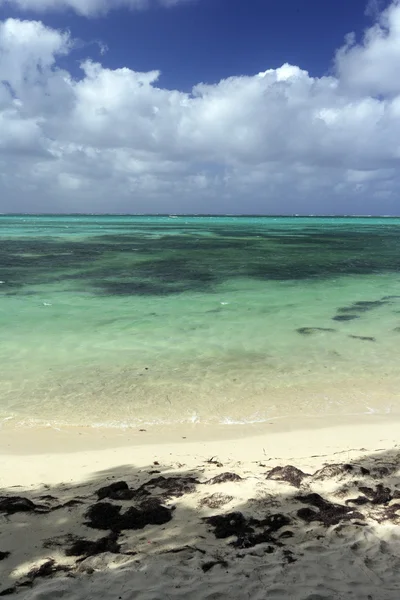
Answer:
[
  {"xmin": 0, "ymin": 3, "xmax": 400, "ymax": 213},
  {"xmin": 0, "ymin": 0, "xmax": 194, "ymax": 17}
]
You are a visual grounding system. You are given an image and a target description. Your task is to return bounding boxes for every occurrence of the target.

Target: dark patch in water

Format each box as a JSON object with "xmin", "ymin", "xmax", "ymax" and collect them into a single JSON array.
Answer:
[
  {"xmin": 348, "ymin": 335, "xmax": 376, "ymax": 342},
  {"xmin": 332, "ymin": 315, "xmax": 360, "ymax": 322},
  {"xmin": 4, "ymin": 221, "xmax": 400, "ymax": 297},
  {"xmin": 296, "ymin": 327, "xmax": 336, "ymax": 335},
  {"xmin": 337, "ymin": 300, "xmax": 388, "ymax": 314}
]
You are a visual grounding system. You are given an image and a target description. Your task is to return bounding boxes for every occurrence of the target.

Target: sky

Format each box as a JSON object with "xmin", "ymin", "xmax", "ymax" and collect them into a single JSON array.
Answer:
[{"xmin": 0, "ymin": 0, "xmax": 399, "ymax": 215}]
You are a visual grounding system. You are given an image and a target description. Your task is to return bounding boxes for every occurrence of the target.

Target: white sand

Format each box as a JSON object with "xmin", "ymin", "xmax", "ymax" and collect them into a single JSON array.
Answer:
[{"xmin": 1, "ymin": 415, "xmax": 400, "ymax": 599}]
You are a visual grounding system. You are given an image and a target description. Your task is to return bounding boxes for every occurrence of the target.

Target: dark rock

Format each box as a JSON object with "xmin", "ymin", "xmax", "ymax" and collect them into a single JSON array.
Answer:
[
  {"xmin": 66, "ymin": 532, "xmax": 120, "ymax": 557},
  {"xmin": 349, "ymin": 335, "xmax": 376, "ymax": 342},
  {"xmin": 97, "ymin": 481, "xmax": 135, "ymax": 501},
  {"xmin": 207, "ymin": 473, "xmax": 242, "ymax": 485},
  {"xmin": 266, "ymin": 465, "xmax": 309, "ymax": 488},
  {"xmin": 296, "ymin": 327, "xmax": 335, "ymax": 335}
]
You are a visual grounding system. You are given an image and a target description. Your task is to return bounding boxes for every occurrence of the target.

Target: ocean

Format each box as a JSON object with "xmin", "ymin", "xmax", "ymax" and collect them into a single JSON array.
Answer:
[{"xmin": 1, "ymin": 215, "xmax": 400, "ymax": 429}]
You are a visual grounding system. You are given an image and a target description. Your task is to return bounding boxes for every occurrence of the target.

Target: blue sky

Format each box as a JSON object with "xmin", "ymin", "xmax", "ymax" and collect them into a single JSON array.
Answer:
[
  {"xmin": 0, "ymin": 0, "xmax": 399, "ymax": 214},
  {"xmin": 0, "ymin": 0, "xmax": 380, "ymax": 89}
]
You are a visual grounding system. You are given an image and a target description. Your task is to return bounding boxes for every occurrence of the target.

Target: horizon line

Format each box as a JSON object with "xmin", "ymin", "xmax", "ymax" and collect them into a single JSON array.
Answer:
[{"xmin": 1, "ymin": 213, "xmax": 400, "ymax": 218}]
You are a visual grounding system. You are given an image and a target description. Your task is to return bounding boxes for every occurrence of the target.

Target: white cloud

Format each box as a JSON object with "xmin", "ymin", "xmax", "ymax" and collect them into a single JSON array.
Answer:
[
  {"xmin": 1, "ymin": 4, "xmax": 400, "ymax": 213},
  {"xmin": 0, "ymin": 0, "xmax": 194, "ymax": 17}
]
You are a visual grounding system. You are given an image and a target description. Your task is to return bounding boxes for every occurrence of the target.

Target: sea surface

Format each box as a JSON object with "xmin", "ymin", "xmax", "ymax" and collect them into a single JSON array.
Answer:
[{"xmin": 1, "ymin": 215, "xmax": 400, "ymax": 429}]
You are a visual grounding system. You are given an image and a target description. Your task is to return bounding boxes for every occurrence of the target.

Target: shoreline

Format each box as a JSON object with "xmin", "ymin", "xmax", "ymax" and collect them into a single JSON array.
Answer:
[
  {"xmin": 1, "ymin": 413, "xmax": 399, "ymax": 487},
  {"xmin": 1, "ymin": 412, "xmax": 399, "ymax": 455}
]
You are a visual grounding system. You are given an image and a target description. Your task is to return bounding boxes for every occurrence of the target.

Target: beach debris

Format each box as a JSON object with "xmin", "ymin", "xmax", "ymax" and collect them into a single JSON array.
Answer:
[
  {"xmin": 205, "ymin": 512, "xmax": 253, "ymax": 541},
  {"xmin": 283, "ymin": 549, "xmax": 297, "ymax": 564},
  {"xmin": 66, "ymin": 532, "xmax": 121, "ymax": 557},
  {"xmin": 164, "ymin": 545, "xmax": 206, "ymax": 556},
  {"xmin": 0, "ymin": 586, "xmax": 17, "ymax": 596},
  {"xmin": 206, "ymin": 473, "xmax": 242, "ymax": 485},
  {"xmin": 199, "ymin": 493, "xmax": 234, "ymax": 509},
  {"xmin": 357, "ymin": 484, "xmax": 392, "ymax": 505},
  {"xmin": 140, "ymin": 475, "xmax": 199, "ymax": 498},
  {"xmin": 0, "ymin": 496, "xmax": 49, "ymax": 515},
  {"xmin": 346, "ymin": 496, "xmax": 370, "ymax": 506},
  {"xmin": 295, "ymin": 493, "xmax": 364, "ymax": 526},
  {"xmin": 205, "ymin": 511, "xmax": 291, "ymax": 549},
  {"xmin": 348, "ymin": 335, "xmax": 376, "ymax": 342},
  {"xmin": 27, "ymin": 559, "xmax": 71, "ymax": 580},
  {"xmin": 266, "ymin": 465, "xmax": 310, "ymax": 488},
  {"xmin": 296, "ymin": 327, "xmax": 336, "ymax": 335},
  {"xmin": 97, "ymin": 481, "xmax": 136, "ymax": 501},
  {"xmin": 86, "ymin": 499, "xmax": 173, "ymax": 531},
  {"xmin": 312, "ymin": 463, "xmax": 355, "ymax": 481},
  {"xmin": 201, "ymin": 559, "xmax": 229, "ymax": 572},
  {"xmin": 0, "ymin": 552, "xmax": 10, "ymax": 561},
  {"xmin": 377, "ymin": 504, "xmax": 400, "ymax": 523},
  {"xmin": 206, "ymin": 457, "xmax": 224, "ymax": 467}
]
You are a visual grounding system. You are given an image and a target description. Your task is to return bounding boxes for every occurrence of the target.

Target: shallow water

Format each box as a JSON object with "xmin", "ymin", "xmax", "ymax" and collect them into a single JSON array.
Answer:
[{"xmin": 1, "ymin": 215, "xmax": 400, "ymax": 428}]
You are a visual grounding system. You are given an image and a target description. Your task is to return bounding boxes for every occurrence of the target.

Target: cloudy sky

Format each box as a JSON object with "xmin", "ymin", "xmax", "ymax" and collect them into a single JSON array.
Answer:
[{"xmin": 0, "ymin": 0, "xmax": 399, "ymax": 214}]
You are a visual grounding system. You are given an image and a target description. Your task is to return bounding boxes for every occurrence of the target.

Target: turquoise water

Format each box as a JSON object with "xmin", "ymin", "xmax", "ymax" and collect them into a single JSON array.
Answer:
[{"xmin": 1, "ymin": 215, "xmax": 400, "ymax": 428}]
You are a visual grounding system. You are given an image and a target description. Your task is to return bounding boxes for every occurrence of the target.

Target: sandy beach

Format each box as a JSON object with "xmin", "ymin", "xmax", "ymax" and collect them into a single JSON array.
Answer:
[{"xmin": 1, "ymin": 415, "xmax": 400, "ymax": 599}]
